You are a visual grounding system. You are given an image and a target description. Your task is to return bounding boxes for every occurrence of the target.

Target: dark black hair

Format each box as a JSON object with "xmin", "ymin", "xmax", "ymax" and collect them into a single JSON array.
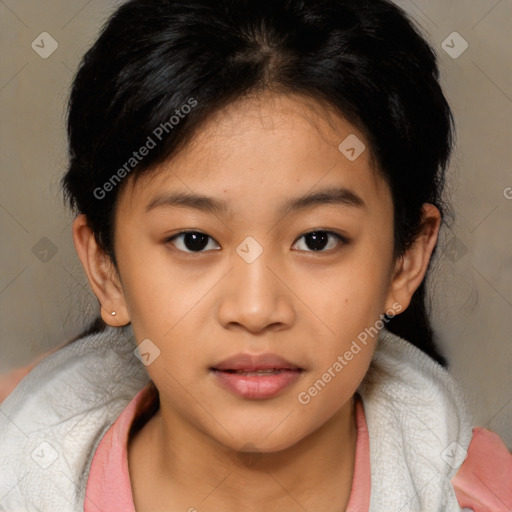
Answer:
[{"xmin": 62, "ymin": 0, "xmax": 453, "ymax": 366}]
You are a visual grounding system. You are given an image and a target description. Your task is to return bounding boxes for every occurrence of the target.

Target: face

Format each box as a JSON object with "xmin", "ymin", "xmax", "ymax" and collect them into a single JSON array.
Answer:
[{"xmin": 111, "ymin": 92, "xmax": 399, "ymax": 452}]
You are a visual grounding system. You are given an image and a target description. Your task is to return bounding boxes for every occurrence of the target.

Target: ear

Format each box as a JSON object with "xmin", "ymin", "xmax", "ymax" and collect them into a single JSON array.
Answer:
[
  {"xmin": 384, "ymin": 203, "xmax": 441, "ymax": 313},
  {"xmin": 72, "ymin": 214, "xmax": 130, "ymax": 327}
]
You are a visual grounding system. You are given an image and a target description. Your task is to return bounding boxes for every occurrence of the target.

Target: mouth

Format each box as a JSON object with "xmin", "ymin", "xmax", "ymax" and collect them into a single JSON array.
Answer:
[
  {"xmin": 210, "ymin": 353, "xmax": 304, "ymax": 399},
  {"xmin": 214, "ymin": 368, "xmax": 299, "ymax": 376}
]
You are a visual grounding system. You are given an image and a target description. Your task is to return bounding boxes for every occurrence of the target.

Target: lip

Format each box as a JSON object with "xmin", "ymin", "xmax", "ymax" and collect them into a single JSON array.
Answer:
[
  {"xmin": 211, "ymin": 352, "xmax": 302, "ymax": 372},
  {"xmin": 210, "ymin": 353, "xmax": 304, "ymax": 399}
]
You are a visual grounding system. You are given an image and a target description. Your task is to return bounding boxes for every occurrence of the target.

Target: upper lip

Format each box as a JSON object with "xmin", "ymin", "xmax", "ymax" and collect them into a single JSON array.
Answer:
[{"xmin": 211, "ymin": 353, "xmax": 302, "ymax": 371}]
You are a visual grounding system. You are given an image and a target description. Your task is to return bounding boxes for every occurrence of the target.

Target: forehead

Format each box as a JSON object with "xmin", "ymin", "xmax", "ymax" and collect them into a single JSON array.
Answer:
[{"xmin": 118, "ymin": 91, "xmax": 391, "ymax": 219}]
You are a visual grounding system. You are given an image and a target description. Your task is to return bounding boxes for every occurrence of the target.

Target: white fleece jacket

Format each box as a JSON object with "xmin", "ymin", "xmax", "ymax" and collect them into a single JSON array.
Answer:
[{"xmin": 0, "ymin": 325, "xmax": 474, "ymax": 512}]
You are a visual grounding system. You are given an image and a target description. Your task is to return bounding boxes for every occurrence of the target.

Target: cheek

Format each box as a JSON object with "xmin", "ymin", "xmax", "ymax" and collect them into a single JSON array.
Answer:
[
  {"xmin": 293, "ymin": 313, "xmax": 376, "ymax": 435},
  {"xmin": 284, "ymin": 342, "xmax": 373, "ymax": 450},
  {"xmin": 298, "ymin": 348, "xmax": 373, "ymax": 408},
  {"xmin": 295, "ymin": 248, "xmax": 391, "ymax": 382},
  {"xmin": 300, "ymin": 259, "xmax": 390, "ymax": 340},
  {"xmin": 118, "ymin": 249, "xmax": 210, "ymax": 337}
]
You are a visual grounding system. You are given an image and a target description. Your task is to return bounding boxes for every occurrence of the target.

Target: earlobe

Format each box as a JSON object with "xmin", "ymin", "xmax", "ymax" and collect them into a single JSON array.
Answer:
[
  {"xmin": 72, "ymin": 214, "xmax": 130, "ymax": 327},
  {"xmin": 385, "ymin": 204, "xmax": 441, "ymax": 313}
]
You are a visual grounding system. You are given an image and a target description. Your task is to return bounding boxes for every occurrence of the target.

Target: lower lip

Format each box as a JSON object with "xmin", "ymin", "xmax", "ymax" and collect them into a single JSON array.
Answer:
[{"xmin": 211, "ymin": 369, "xmax": 302, "ymax": 399}]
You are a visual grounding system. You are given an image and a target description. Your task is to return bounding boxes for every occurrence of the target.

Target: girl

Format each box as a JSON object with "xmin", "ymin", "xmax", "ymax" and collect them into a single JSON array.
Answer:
[{"xmin": 1, "ymin": 0, "xmax": 510, "ymax": 510}]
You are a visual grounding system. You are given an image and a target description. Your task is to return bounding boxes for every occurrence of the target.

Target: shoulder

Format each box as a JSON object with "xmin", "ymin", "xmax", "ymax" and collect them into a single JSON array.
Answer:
[
  {"xmin": 359, "ymin": 328, "xmax": 474, "ymax": 510},
  {"xmin": 0, "ymin": 325, "xmax": 150, "ymax": 511},
  {"xmin": 452, "ymin": 427, "xmax": 512, "ymax": 511},
  {"xmin": 359, "ymin": 328, "xmax": 474, "ymax": 451}
]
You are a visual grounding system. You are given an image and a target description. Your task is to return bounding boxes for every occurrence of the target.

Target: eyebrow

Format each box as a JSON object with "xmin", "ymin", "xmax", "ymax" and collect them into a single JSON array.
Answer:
[{"xmin": 145, "ymin": 186, "xmax": 366, "ymax": 216}]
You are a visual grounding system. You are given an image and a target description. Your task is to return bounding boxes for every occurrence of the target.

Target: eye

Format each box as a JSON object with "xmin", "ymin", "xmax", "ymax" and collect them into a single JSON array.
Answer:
[
  {"xmin": 166, "ymin": 231, "xmax": 221, "ymax": 253},
  {"xmin": 292, "ymin": 230, "xmax": 347, "ymax": 252},
  {"xmin": 166, "ymin": 230, "xmax": 347, "ymax": 253}
]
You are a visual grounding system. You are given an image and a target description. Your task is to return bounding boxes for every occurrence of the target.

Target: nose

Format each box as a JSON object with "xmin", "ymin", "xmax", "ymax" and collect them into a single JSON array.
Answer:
[{"xmin": 217, "ymin": 247, "xmax": 296, "ymax": 334}]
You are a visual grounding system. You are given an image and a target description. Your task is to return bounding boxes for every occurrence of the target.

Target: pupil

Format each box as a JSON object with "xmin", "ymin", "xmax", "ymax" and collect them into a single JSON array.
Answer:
[
  {"xmin": 306, "ymin": 231, "xmax": 328, "ymax": 251},
  {"xmin": 184, "ymin": 232, "xmax": 209, "ymax": 251}
]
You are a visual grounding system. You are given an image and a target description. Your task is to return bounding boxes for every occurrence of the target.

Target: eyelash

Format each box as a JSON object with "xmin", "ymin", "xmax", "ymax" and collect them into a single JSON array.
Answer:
[{"xmin": 165, "ymin": 230, "xmax": 349, "ymax": 254}]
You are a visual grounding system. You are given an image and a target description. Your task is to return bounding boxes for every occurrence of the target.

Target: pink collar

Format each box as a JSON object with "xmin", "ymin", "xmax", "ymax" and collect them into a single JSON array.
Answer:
[{"xmin": 84, "ymin": 384, "xmax": 371, "ymax": 511}]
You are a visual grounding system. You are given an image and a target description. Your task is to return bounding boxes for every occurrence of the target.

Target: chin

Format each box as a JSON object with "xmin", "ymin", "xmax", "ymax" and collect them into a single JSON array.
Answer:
[{"xmin": 215, "ymin": 420, "xmax": 309, "ymax": 455}]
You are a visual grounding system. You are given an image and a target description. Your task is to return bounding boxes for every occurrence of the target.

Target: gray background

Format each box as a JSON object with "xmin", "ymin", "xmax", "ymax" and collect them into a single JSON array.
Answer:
[{"xmin": 1, "ymin": 0, "xmax": 511, "ymax": 446}]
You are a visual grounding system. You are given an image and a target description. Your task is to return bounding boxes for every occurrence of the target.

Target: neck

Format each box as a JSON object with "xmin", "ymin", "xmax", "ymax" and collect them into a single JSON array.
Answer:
[{"xmin": 129, "ymin": 396, "xmax": 357, "ymax": 512}]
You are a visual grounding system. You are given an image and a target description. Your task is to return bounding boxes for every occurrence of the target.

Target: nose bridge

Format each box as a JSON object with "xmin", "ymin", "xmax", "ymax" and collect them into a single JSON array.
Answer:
[
  {"xmin": 218, "ymin": 236, "xmax": 294, "ymax": 331},
  {"xmin": 234, "ymin": 236, "xmax": 279, "ymax": 310},
  {"xmin": 236, "ymin": 244, "xmax": 272, "ymax": 298}
]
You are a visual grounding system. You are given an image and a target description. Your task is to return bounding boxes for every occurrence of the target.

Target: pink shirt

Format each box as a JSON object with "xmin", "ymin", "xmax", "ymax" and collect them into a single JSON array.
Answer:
[{"xmin": 84, "ymin": 382, "xmax": 512, "ymax": 512}]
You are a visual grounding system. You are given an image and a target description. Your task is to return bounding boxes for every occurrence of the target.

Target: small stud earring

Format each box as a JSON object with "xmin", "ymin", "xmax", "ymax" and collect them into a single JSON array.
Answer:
[{"xmin": 111, "ymin": 311, "xmax": 116, "ymax": 316}]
